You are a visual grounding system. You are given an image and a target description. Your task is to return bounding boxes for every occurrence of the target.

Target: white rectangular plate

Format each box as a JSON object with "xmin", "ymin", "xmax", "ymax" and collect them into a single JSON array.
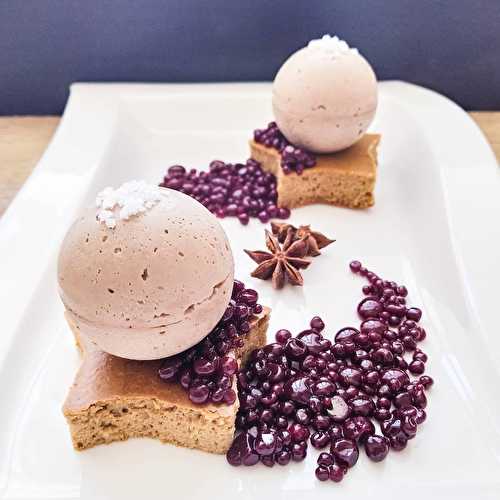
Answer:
[{"xmin": 1, "ymin": 82, "xmax": 499, "ymax": 500}]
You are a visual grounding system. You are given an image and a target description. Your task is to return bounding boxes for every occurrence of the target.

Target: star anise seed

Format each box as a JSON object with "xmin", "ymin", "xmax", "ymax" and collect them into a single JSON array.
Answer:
[
  {"xmin": 244, "ymin": 229, "xmax": 311, "ymax": 289},
  {"xmin": 271, "ymin": 222, "xmax": 335, "ymax": 257}
]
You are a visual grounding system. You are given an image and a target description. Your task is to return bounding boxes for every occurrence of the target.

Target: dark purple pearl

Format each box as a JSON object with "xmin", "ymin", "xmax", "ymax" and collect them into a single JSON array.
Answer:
[
  {"xmin": 315, "ymin": 465, "xmax": 330, "ymax": 481},
  {"xmin": 193, "ymin": 357, "xmax": 216, "ymax": 375},
  {"xmin": 409, "ymin": 360, "xmax": 425, "ymax": 374},
  {"xmin": 291, "ymin": 441, "xmax": 308, "ymax": 461},
  {"xmin": 295, "ymin": 408, "xmax": 310, "ymax": 425},
  {"xmin": 343, "ymin": 416, "xmax": 375, "ymax": 443},
  {"xmin": 358, "ymin": 298, "xmax": 383, "ymax": 319},
  {"xmin": 284, "ymin": 338, "xmax": 308, "ymax": 360},
  {"xmin": 158, "ymin": 356, "xmax": 183, "ymax": 381},
  {"xmin": 374, "ymin": 408, "xmax": 392, "ymax": 421},
  {"xmin": 371, "ymin": 347, "xmax": 394, "ymax": 365},
  {"xmin": 329, "ymin": 464, "xmax": 346, "ymax": 482},
  {"xmin": 284, "ymin": 376, "xmax": 312, "ymax": 405},
  {"xmin": 260, "ymin": 455, "xmax": 275, "ymax": 467},
  {"xmin": 226, "ymin": 432, "xmax": 259, "ymax": 466},
  {"xmin": 289, "ymin": 423, "xmax": 310, "ymax": 443},
  {"xmin": 311, "ymin": 431, "xmax": 330, "ymax": 449},
  {"xmin": 394, "ymin": 392, "xmax": 412, "ymax": 409},
  {"xmin": 335, "ymin": 327, "xmax": 360, "ymax": 343},
  {"xmin": 310, "ymin": 316, "xmax": 325, "ymax": 332},
  {"xmin": 312, "ymin": 380, "xmax": 336, "ymax": 397},
  {"xmin": 220, "ymin": 356, "xmax": 238, "ymax": 376},
  {"xmin": 317, "ymin": 452, "xmax": 334, "ymax": 467},
  {"xmin": 380, "ymin": 369, "xmax": 410, "ymax": 393},
  {"xmin": 377, "ymin": 397, "xmax": 391, "ymax": 409},
  {"xmin": 365, "ymin": 434, "xmax": 390, "ymax": 462},
  {"xmin": 350, "ymin": 260, "xmax": 362, "ymax": 273},
  {"xmin": 406, "ymin": 308, "xmax": 422, "ymax": 322},
  {"xmin": 419, "ymin": 375, "xmax": 434, "ymax": 389},
  {"xmin": 298, "ymin": 331, "xmax": 331, "ymax": 354},
  {"xmin": 360, "ymin": 319, "xmax": 387, "ymax": 336},
  {"xmin": 188, "ymin": 384, "xmax": 210, "ymax": 404},
  {"xmin": 350, "ymin": 397, "xmax": 375, "ymax": 417},
  {"xmin": 331, "ymin": 438, "xmax": 359, "ymax": 468},
  {"xmin": 339, "ymin": 367, "xmax": 363, "ymax": 387},
  {"xmin": 415, "ymin": 409, "xmax": 427, "ymax": 424},
  {"xmin": 275, "ymin": 329, "xmax": 292, "ymax": 344},
  {"xmin": 275, "ymin": 449, "xmax": 291, "ymax": 465},
  {"xmin": 328, "ymin": 424, "xmax": 344, "ymax": 440},
  {"xmin": 254, "ymin": 432, "xmax": 276, "ymax": 456},
  {"xmin": 278, "ymin": 207, "xmax": 291, "ymax": 219},
  {"xmin": 390, "ymin": 433, "xmax": 408, "ymax": 451}
]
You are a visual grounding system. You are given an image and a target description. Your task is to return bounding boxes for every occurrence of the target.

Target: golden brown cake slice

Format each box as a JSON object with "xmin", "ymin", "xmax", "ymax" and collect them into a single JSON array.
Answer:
[
  {"xmin": 250, "ymin": 134, "xmax": 380, "ymax": 209},
  {"xmin": 63, "ymin": 307, "xmax": 270, "ymax": 454}
]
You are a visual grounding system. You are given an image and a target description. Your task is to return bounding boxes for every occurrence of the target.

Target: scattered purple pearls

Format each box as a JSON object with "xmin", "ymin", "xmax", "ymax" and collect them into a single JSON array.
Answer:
[
  {"xmin": 254, "ymin": 122, "xmax": 316, "ymax": 175},
  {"xmin": 160, "ymin": 159, "xmax": 291, "ymax": 225},
  {"xmin": 158, "ymin": 280, "xmax": 262, "ymax": 405},
  {"xmin": 226, "ymin": 261, "xmax": 432, "ymax": 485}
]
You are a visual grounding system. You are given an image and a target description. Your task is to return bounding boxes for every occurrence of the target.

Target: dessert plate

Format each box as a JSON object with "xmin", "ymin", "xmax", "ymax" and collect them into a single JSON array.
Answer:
[{"xmin": 1, "ymin": 82, "xmax": 499, "ymax": 499}]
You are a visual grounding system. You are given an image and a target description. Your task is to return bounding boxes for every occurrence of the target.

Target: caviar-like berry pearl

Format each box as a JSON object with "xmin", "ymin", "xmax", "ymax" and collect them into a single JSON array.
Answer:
[
  {"xmin": 188, "ymin": 384, "xmax": 210, "ymax": 404},
  {"xmin": 343, "ymin": 416, "xmax": 375, "ymax": 443},
  {"xmin": 331, "ymin": 438, "xmax": 359, "ymax": 468},
  {"xmin": 408, "ymin": 360, "xmax": 425, "ymax": 374},
  {"xmin": 291, "ymin": 441, "xmax": 308, "ymax": 461},
  {"xmin": 275, "ymin": 449, "xmax": 292, "ymax": 465},
  {"xmin": 221, "ymin": 356, "xmax": 238, "ymax": 376},
  {"xmin": 365, "ymin": 434, "xmax": 390, "ymax": 462},
  {"xmin": 310, "ymin": 431, "xmax": 330, "ymax": 449},
  {"xmin": 350, "ymin": 260, "xmax": 362, "ymax": 273},
  {"xmin": 289, "ymin": 423, "xmax": 310, "ymax": 443},
  {"xmin": 254, "ymin": 432, "xmax": 276, "ymax": 456},
  {"xmin": 406, "ymin": 308, "xmax": 422, "ymax": 322},
  {"xmin": 226, "ymin": 432, "xmax": 259, "ymax": 466},
  {"xmin": 317, "ymin": 452, "xmax": 335, "ymax": 467},
  {"xmin": 419, "ymin": 375, "xmax": 434, "ymax": 388},
  {"xmin": 329, "ymin": 464, "xmax": 346, "ymax": 482},
  {"xmin": 310, "ymin": 316, "xmax": 325, "ymax": 332},
  {"xmin": 315, "ymin": 465, "xmax": 330, "ymax": 481},
  {"xmin": 275, "ymin": 329, "xmax": 292, "ymax": 344},
  {"xmin": 358, "ymin": 298, "xmax": 383, "ymax": 319}
]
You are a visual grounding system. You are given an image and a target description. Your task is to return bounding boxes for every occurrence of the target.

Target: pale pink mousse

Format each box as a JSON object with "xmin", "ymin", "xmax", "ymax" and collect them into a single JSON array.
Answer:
[
  {"xmin": 58, "ymin": 187, "xmax": 234, "ymax": 360},
  {"xmin": 272, "ymin": 37, "xmax": 378, "ymax": 153}
]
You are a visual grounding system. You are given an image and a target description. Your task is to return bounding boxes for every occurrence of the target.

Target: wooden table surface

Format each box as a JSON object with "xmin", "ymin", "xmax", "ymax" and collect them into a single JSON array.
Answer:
[{"xmin": 1, "ymin": 113, "xmax": 499, "ymax": 217}]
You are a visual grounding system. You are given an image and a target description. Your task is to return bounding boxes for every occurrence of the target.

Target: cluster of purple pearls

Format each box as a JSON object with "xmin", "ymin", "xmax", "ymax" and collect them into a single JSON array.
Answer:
[
  {"xmin": 254, "ymin": 122, "xmax": 316, "ymax": 175},
  {"xmin": 226, "ymin": 262, "xmax": 433, "ymax": 484},
  {"xmin": 160, "ymin": 159, "xmax": 290, "ymax": 225},
  {"xmin": 158, "ymin": 280, "xmax": 263, "ymax": 405}
]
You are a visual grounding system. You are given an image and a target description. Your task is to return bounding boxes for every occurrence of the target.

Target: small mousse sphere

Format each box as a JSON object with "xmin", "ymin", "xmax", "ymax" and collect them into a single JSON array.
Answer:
[
  {"xmin": 272, "ymin": 34, "xmax": 378, "ymax": 154},
  {"xmin": 58, "ymin": 182, "xmax": 234, "ymax": 360}
]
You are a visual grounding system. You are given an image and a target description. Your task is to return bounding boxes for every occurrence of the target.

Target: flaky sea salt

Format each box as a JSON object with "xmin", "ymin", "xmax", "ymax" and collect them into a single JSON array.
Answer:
[
  {"xmin": 96, "ymin": 180, "xmax": 164, "ymax": 229},
  {"xmin": 307, "ymin": 34, "xmax": 358, "ymax": 57}
]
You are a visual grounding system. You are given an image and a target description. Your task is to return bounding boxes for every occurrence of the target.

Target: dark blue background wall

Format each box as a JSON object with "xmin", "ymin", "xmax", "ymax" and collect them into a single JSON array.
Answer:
[{"xmin": 1, "ymin": 0, "xmax": 500, "ymax": 114}]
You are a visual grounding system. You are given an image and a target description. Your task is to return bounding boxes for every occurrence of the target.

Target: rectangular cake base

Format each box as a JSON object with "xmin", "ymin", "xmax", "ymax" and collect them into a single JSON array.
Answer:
[
  {"xmin": 250, "ymin": 134, "xmax": 380, "ymax": 209},
  {"xmin": 63, "ymin": 308, "xmax": 270, "ymax": 454}
]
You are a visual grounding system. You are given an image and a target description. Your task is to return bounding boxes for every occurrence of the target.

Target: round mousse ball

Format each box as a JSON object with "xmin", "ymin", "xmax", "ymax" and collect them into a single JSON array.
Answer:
[
  {"xmin": 58, "ymin": 184, "xmax": 234, "ymax": 360},
  {"xmin": 272, "ymin": 35, "xmax": 378, "ymax": 153}
]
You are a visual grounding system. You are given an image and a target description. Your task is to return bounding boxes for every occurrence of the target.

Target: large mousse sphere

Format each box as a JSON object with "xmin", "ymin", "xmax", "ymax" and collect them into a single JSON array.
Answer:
[
  {"xmin": 58, "ymin": 181, "xmax": 234, "ymax": 360},
  {"xmin": 272, "ymin": 35, "xmax": 378, "ymax": 154}
]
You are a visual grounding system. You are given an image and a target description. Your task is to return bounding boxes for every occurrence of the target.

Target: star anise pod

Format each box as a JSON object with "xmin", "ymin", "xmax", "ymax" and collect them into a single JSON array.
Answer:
[
  {"xmin": 244, "ymin": 229, "xmax": 311, "ymax": 289},
  {"xmin": 271, "ymin": 222, "xmax": 335, "ymax": 257}
]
